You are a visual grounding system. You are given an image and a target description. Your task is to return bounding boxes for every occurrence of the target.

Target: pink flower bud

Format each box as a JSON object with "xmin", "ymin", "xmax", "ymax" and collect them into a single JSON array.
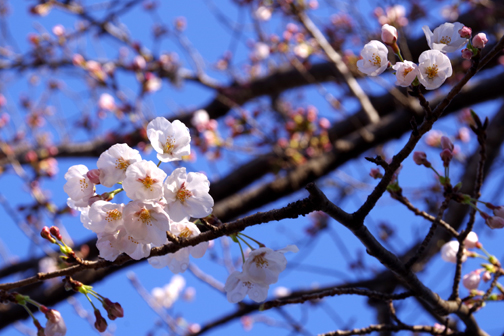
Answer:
[
  {"xmin": 440, "ymin": 240, "xmax": 467, "ymax": 263},
  {"xmin": 72, "ymin": 54, "xmax": 85, "ymax": 67},
  {"xmin": 369, "ymin": 168, "xmax": 383, "ymax": 179},
  {"xmin": 49, "ymin": 226, "xmax": 62, "ymax": 241},
  {"xmin": 412, "ymin": 151, "xmax": 429, "ymax": 166},
  {"xmin": 472, "ymin": 33, "xmax": 488, "ymax": 49},
  {"xmin": 86, "ymin": 169, "xmax": 101, "ymax": 184},
  {"xmin": 487, "ymin": 216, "xmax": 504, "ymax": 229},
  {"xmin": 94, "ymin": 310, "xmax": 108, "ymax": 332},
  {"xmin": 440, "ymin": 148, "xmax": 453, "ymax": 167},
  {"xmin": 52, "ymin": 25, "xmax": 65, "ymax": 37},
  {"xmin": 458, "ymin": 26, "xmax": 472, "ymax": 38},
  {"xmin": 103, "ymin": 298, "xmax": 124, "ymax": 320},
  {"xmin": 493, "ymin": 206, "xmax": 504, "ymax": 219},
  {"xmin": 462, "ymin": 271, "xmax": 481, "ymax": 290},
  {"xmin": 381, "ymin": 24, "xmax": 398, "ymax": 45},
  {"xmin": 482, "ymin": 271, "xmax": 492, "ymax": 282},
  {"xmin": 440, "ymin": 136, "xmax": 454, "ymax": 151},
  {"xmin": 41, "ymin": 226, "xmax": 56, "ymax": 243},
  {"xmin": 464, "ymin": 232, "xmax": 478, "ymax": 249},
  {"xmin": 319, "ymin": 117, "xmax": 330, "ymax": 129},
  {"xmin": 461, "ymin": 48, "xmax": 473, "ymax": 60}
]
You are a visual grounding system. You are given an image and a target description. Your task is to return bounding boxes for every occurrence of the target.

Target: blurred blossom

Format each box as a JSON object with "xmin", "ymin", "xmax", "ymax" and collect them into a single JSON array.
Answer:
[
  {"xmin": 293, "ymin": 43, "xmax": 311, "ymax": 58},
  {"xmin": 273, "ymin": 286, "xmax": 291, "ymax": 298},
  {"xmin": 191, "ymin": 109, "xmax": 210, "ymax": 131},
  {"xmin": 151, "ymin": 275, "xmax": 186, "ymax": 309},
  {"xmin": 144, "ymin": 72, "xmax": 162, "ymax": 92},
  {"xmin": 255, "ymin": 6, "xmax": 272, "ymax": 21},
  {"xmin": 52, "ymin": 24, "xmax": 65, "ymax": 37},
  {"xmin": 457, "ymin": 127, "xmax": 470, "ymax": 142},
  {"xmin": 98, "ymin": 93, "xmax": 116, "ymax": 111},
  {"xmin": 241, "ymin": 316, "xmax": 254, "ymax": 331},
  {"xmin": 253, "ymin": 42, "xmax": 270, "ymax": 61},
  {"xmin": 425, "ymin": 130, "xmax": 443, "ymax": 147},
  {"xmin": 308, "ymin": 0, "xmax": 318, "ymax": 9},
  {"xmin": 183, "ymin": 287, "xmax": 196, "ymax": 301},
  {"xmin": 441, "ymin": 5, "xmax": 459, "ymax": 21}
]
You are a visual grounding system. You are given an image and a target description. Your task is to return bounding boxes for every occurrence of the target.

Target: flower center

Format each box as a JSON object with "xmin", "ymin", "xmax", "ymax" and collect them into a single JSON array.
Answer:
[
  {"xmin": 106, "ymin": 209, "xmax": 122, "ymax": 222},
  {"xmin": 425, "ymin": 64, "xmax": 438, "ymax": 79},
  {"xmin": 115, "ymin": 157, "xmax": 130, "ymax": 171},
  {"xmin": 163, "ymin": 136, "xmax": 176, "ymax": 154},
  {"xmin": 179, "ymin": 227, "xmax": 193, "ymax": 238},
  {"xmin": 137, "ymin": 174, "xmax": 157, "ymax": 191},
  {"xmin": 368, "ymin": 53, "xmax": 381, "ymax": 66},
  {"xmin": 402, "ymin": 67, "xmax": 413, "ymax": 77},
  {"xmin": 79, "ymin": 178, "xmax": 89, "ymax": 191},
  {"xmin": 439, "ymin": 36, "xmax": 451, "ymax": 44},
  {"xmin": 135, "ymin": 208, "xmax": 156, "ymax": 226},
  {"xmin": 252, "ymin": 253, "xmax": 269, "ymax": 268},
  {"xmin": 176, "ymin": 182, "xmax": 193, "ymax": 204},
  {"xmin": 127, "ymin": 235, "xmax": 139, "ymax": 244}
]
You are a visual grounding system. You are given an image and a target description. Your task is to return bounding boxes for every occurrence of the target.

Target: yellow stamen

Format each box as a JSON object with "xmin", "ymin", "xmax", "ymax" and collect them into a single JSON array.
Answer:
[
  {"xmin": 162, "ymin": 136, "xmax": 176, "ymax": 154},
  {"xmin": 425, "ymin": 64, "xmax": 439, "ymax": 79},
  {"xmin": 176, "ymin": 183, "xmax": 193, "ymax": 204},
  {"xmin": 252, "ymin": 253, "xmax": 269, "ymax": 268},
  {"xmin": 179, "ymin": 227, "xmax": 193, "ymax": 238},
  {"xmin": 79, "ymin": 178, "xmax": 88, "ymax": 191},
  {"xmin": 368, "ymin": 53, "xmax": 381, "ymax": 66},
  {"xmin": 137, "ymin": 175, "xmax": 157, "ymax": 191},
  {"xmin": 439, "ymin": 36, "xmax": 451, "ymax": 44},
  {"xmin": 135, "ymin": 208, "xmax": 156, "ymax": 226},
  {"xmin": 115, "ymin": 157, "xmax": 130, "ymax": 171},
  {"xmin": 106, "ymin": 209, "xmax": 122, "ymax": 222},
  {"xmin": 402, "ymin": 67, "xmax": 413, "ymax": 77}
]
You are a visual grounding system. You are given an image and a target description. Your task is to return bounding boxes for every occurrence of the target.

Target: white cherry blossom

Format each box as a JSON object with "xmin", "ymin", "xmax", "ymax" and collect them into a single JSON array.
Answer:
[
  {"xmin": 417, "ymin": 50, "xmax": 453, "ymax": 90},
  {"xmin": 224, "ymin": 271, "xmax": 269, "ymax": 303},
  {"xmin": 113, "ymin": 227, "xmax": 152, "ymax": 260},
  {"xmin": 148, "ymin": 220, "xmax": 208, "ymax": 273},
  {"xmin": 123, "ymin": 160, "xmax": 167, "ymax": 201},
  {"xmin": 356, "ymin": 40, "xmax": 389, "ymax": 76},
  {"xmin": 147, "ymin": 117, "xmax": 191, "ymax": 162},
  {"xmin": 164, "ymin": 167, "xmax": 214, "ymax": 221},
  {"xmin": 97, "ymin": 143, "xmax": 142, "ymax": 187},
  {"xmin": 123, "ymin": 200, "xmax": 170, "ymax": 245},
  {"xmin": 87, "ymin": 201, "xmax": 124, "ymax": 234},
  {"xmin": 462, "ymin": 271, "xmax": 481, "ymax": 290},
  {"xmin": 242, "ymin": 245, "xmax": 299, "ymax": 285},
  {"xmin": 151, "ymin": 275, "xmax": 186, "ymax": 308},
  {"xmin": 422, "ymin": 22, "xmax": 468, "ymax": 53},
  {"xmin": 392, "ymin": 61, "xmax": 418, "ymax": 87},
  {"xmin": 96, "ymin": 230, "xmax": 122, "ymax": 261},
  {"xmin": 63, "ymin": 165, "xmax": 95, "ymax": 204}
]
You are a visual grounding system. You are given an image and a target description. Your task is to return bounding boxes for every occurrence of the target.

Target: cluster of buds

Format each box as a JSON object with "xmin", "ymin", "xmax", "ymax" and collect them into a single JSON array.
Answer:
[
  {"xmin": 413, "ymin": 136, "xmax": 455, "ymax": 187},
  {"xmin": 480, "ymin": 203, "xmax": 504, "ymax": 229},
  {"xmin": 458, "ymin": 26, "xmax": 488, "ymax": 60},
  {"xmin": 64, "ymin": 277, "xmax": 123, "ymax": 332},
  {"xmin": 40, "ymin": 226, "xmax": 76, "ymax": 260}
]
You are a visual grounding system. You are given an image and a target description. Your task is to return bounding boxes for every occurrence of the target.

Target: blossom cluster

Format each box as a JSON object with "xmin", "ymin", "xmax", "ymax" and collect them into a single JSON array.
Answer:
[
  {"xmin": 63, "ymin": 117, "xmax": 214, "ymax": 272},
  {"xmin": 357, "ymin": 22, "xmax": 487, "ymax": 90}
]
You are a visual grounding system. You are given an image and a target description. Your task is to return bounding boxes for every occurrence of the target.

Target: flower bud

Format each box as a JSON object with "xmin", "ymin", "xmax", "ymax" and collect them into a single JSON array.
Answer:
[
  {"xmin": 72, "ymin": 54, "xmax": 85, "ymax": 67},
  {"xmin": 472, "ymin": 33, "xmax": 488, "ymax": 49},
  {"xmin": 464, "ymin": 232, "xmax": 478, "ymax": 249},
  {"xmin": 482, "ymin": 271, "xmax": 492, "ymax": 282},
  {"xmin": 461, "ymin": 48, "xmax": 473, "ymax": 60},
  {"xmin": 458, "ymin": 26, "xmax": 472, "ymax": 38},
  {"xmin": 412, "ymin": 151, "xmax": 431, "ymax": 167},
  {"xmin": 103, "ymin": 298, "xmax": 124, "ymax": 320},
  {"xmin": 86, "ymin": 169, "xmax": 101, "ymax": 184},
  {"xmin": 440, "ymin": 240, "xmax": 466, "ymax": 263},
  {"xmin": 41, "ymin": 226, "xmax": 56, "ymax": 243},
  {"xmin": 493, "ymin": 206, "xmax": 504, "ymax": 219},
  {"xmin": 381, "ymin": 24, "xmax": 397, "ymax": 45},
  {"xmin": 440, "ymin": 148, "xmax": 453, "ymax": 167},
  {"xmin": 440, "ymin": 136, "xmax": 454, "ymax": 151},
  {"xmin": 94, "ymin": 310, "xmax": 108, "ymax": 332},
  {"xmin": 369, "ymin": 168, "xmax": 383, "ymax": 179},
  {"xmin": 462, "ymin": 271, "xmax": 481, "ymax": 290},
  {"xmin": 49, "ymin": 226, "xmax": 63, "ymax": 241},
  {"xmin": 486, "ymin": 216, "xmax": 504, "ymax": 229}
]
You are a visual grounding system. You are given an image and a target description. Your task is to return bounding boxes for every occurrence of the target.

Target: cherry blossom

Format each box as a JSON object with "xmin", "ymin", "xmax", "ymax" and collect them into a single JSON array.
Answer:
[
  {"xmin": 242, "ymin": 245, "xmax": 299, "ymax": 285},
  {"xmin": 122, "ymin": 200, "xmax": 170, "ymax": 246},
  {"xmin": 464, "ymin": 232, "xmax": 479, "ymax": 249},
  {"xmin": 122, "ymin": 160, "xmax": 166, "ymax": 201},
  {"xmin": 255, "ymin": 6, "xmax": 272, "ymax": 21},
  {"xmin": 87, "ymin": 201, "xmax": 124, "ymax": 234},
  {"xmin": 151, "ymin": 275, "xmax": 186, "ymax": 308},
  {"xmin": 440, "ymin": 240, "xmax": 467, "ymax": 263},
  {"xmin": 147, "ymin": 117, "xmax": 191, "ymax": 162},
  {"xmin": 422, "ymin": 22, "xmax": 468, "ymax": 53},
  {"xmin": 417, "ymin": 50, "xmax": 453, "ymax": 90},
  {"xmin": 97, "ymin": 143, "xmax": 142, "ymax": 187},
  {"xmin": 63, "ymin": 165, "xmax": 95, "ymax": 204},
  {"xmin": 45, "ymin": 309, "xmax": 67, "ymax": 336},
  {"xmin": 164, "ymin": 167, "xmax": 214, "ymax": 221},
  {"xmin": 356, "ymin": 40, "xmax": 389, "ymax": 76},
  {"xmin": 224, "ymin": 271, "xmax": 269, "ymax": 303},
  {"xmin": 392, "ymin": 61, "xmax": 418, "ymax": 87},
  {"xmin": 191, "ymin": 109, "xmax": 210, "ymax": 131},
  {"xmin": 486, "ymin": 216, "xmax": 504, "ymax": 229},
  {"xmin": 148, "ymin": 220, "xmax": 208, "ymax": 273},
  {"xmin": 96, "ymin": 225, "xmax": 153, "ymax": 261},
  {"xmin": 98, "ymin": 93, "xmax": 116, "ymax": 111},
  {"xmin": 253, "ymin": 42, "xmax": 270, "ymax": 61}
]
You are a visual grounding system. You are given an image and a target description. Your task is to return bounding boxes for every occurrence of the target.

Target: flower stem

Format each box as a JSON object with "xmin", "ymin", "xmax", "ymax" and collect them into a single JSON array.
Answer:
[
  {"xmin": 157, "ymin": 160, "xmax": 162, "ymax": 167},
  {"xmin": 237, "ymin": 239, "xmax": 245, "ymax": 264},
  {"xmin": 238, "ymin": 233, "xmax": 264, "ymax": 247},
  {"xmin": 237, "ymin": 235, "xmax": 255, "ymax": 251}
]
